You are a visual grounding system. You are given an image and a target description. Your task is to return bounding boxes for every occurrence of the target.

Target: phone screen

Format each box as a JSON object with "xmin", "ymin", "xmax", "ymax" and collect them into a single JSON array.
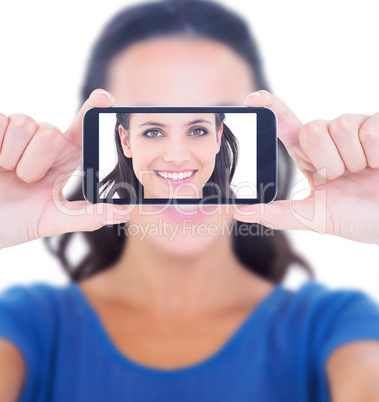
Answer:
[
  {"xmin": 83, "ymin": 106, "xmax": 276, "ymax": 205},
  {"xmin": 98, "ymin": 112, "xmax": 257, "ymax": 200}
]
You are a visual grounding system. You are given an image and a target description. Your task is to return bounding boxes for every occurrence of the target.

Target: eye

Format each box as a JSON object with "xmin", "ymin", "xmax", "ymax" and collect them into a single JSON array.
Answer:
[
  {"xmin": 143, "ymin": 129, "xmax": 164, "ymax": 138},
  {"xmin": 189, "ymin": 127, "xmax": 208, "ymax": 137}
]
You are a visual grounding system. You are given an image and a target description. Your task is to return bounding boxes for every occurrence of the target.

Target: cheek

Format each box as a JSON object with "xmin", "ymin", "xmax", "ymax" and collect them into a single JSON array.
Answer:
[
  {"xmin": 131, "ymin": 140, "xmax": 160, "ymax": 172},
  {"xmin": 193, "ymin": 138, "xmax": 219, "ymax": 169}
]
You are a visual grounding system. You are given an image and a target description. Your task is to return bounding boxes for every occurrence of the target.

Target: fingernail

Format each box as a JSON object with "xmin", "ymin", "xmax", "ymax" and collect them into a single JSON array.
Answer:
[
  {"xmin": 94, "ymin": 89, "xmax": 114, "ymax": 102},
  {"xmin": 244, "ymin": 92, "xmax": 262, "ymax": 106},
  {"xmin": 247, "ymin": 91, "xmax": 261, "ymax": 98}
]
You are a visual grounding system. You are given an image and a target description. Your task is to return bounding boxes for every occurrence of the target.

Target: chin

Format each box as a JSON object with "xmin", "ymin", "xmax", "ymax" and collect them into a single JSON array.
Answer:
[
  {"xmin": 128, "ymin": 205, "xmax": 234, "ymax": 257},
  {"xmin": 148, "ymin": 228, "xmax": 221, "ymax": 258}
]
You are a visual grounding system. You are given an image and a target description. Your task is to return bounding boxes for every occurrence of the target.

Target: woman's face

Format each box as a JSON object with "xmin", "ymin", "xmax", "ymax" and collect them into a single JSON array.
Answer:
[
  {"xmin": 107, "ymin": 35, "xmax": 255, "ymax": 256},
  {"xmin": 118, "ymin": 113, "xmax": 223, "ymax": 198}
]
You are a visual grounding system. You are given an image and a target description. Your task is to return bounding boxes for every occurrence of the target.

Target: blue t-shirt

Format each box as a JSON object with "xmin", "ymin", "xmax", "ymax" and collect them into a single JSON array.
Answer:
[{"xmin": 1, "ymin": 281, "xmax": 379, "ymax": 402}]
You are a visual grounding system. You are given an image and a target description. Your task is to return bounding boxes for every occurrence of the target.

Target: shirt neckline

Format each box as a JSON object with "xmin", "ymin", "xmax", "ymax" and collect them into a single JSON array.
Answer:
[{"xmin": 70, "ymin": 281, "xmax": 285, "ymax": 378}]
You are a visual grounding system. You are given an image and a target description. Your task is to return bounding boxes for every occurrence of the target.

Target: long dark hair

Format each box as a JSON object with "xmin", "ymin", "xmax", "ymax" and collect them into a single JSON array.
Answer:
[
  {"xmin": 44, "ymin": 0, "xmax": 312, "ymax": 282},
  {"xmin": 100, "ymin": 113, "xmax": 238, "ymax": 199}
]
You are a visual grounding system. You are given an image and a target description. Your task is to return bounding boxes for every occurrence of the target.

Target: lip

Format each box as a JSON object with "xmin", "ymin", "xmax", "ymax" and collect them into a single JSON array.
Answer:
[
  {"xmin": 153, "ymin": 170, "xmax": 198, "ymax": 186},
  {"xmin": 155, "ymin": 169, "xmax": 196, "ymax": 173}
]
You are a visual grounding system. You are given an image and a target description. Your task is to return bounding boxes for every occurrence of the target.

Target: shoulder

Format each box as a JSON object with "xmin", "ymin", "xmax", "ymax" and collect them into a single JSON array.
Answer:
[
  {"xmin": 0, "ymin": 281, "xmax": 73, "ymax": 321},
  {"xmin": 0, "ymin": 281, "xmax": 68, "ymax": 303},
  {"xmin": 0, "ymin": 282, "xmax": 75, "ymax": 400},
  {"xmin": 269, "ymin": 282, "xmax": 379, "ymax": 399},
  {"xmin": 273, "ymin": 281, "xmax": 379, "ymax": 363},
  {"xmin": 283, "ymin": 284, "xmax": 379, "ymax": 365},
  {"xmin": 294, "ymin": 283, "xmax": 379, "ymax": 401},
  {"xmin": 278, "ymin": 281, "xmax": 379, "ymax": 323},
  {"xmin": 0, "ymin": 282, "xmax": 74, "ymax": 356}
]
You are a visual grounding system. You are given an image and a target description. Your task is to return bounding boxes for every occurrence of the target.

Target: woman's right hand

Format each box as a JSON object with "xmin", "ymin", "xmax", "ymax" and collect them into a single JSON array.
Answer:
[{"xmin": 0, "ymin": 89, "xmax": 130, "ymax": 250}]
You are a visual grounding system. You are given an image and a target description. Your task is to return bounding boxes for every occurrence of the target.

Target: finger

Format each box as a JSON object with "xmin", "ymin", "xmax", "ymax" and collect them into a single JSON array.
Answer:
[
  {"xmin": 49, "ymin": 199, "xmax": 131, "ymax": 235},
  {"xmin": 328, "ymin": 114, "xmax": 370, "ymax": 173},
  {"xmin": 359, "ymin": 112, "xmax": 379, "ymax": 169},
  {"xmin": 233, "ymin": 199, "xmax": 313, "ymax": 231},
  {"xmin": 0, "ymin": 113, "xmax": 9, "ymax": 150},
  {"xmin": 244, "ymin": 90, "xmax": 303, "ymax": 149},
  {"xmin": 299, "ymin": 120, "xmax": 345, "ymax": 180},
  {"xmin": 64, "ymin": 89, "xmax": 115, "ymax": 149},
  {"xmin": 0, "ymin": 114, "xmax": 38, "ymax": 171},
  {"xmin": 233, "ymin": 197, "xmax": 326, "ymax": 234},
  {"xmin": 16, "ymin": 123, "xmax": 65, "ymax": 183}
]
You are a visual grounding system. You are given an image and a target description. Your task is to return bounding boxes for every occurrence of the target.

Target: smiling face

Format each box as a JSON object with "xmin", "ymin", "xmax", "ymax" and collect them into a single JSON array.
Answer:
[
  {"xmin": 106, "ymin": 35, "xmax": 256, "ymax": 256},
  {"xmin": 118, "ymin": 113, "xmax": 223, "ymax": 198}
]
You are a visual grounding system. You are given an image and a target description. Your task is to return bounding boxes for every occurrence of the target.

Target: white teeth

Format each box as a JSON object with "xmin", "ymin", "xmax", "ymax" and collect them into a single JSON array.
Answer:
[{"xmin": 155, "ymin": 170, "xmax": 195, "ymax": 180}]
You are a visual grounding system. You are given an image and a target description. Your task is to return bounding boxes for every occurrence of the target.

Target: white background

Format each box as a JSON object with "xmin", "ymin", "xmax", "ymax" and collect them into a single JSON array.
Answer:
[
  {"xmin": 98, "ymin": 112, "xmax": 257, "ymax": 198},
  {"xmin": 0, "ymin": 0, "xmax": 378, "ymax": 299}
]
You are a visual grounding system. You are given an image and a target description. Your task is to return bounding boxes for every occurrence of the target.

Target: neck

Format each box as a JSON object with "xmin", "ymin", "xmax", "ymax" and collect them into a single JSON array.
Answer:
[{"xmin": 100, "ymin": 221, "xmax": 259, "ymax": 317}]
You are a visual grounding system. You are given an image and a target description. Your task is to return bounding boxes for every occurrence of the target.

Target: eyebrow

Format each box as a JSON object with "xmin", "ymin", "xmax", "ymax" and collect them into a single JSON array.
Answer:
[{"xmin": 138, "ymin": 119, "xmax": 213, "ymax": 128}]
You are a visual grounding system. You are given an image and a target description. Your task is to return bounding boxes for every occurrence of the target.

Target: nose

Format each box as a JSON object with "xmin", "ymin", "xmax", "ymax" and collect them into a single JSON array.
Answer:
[{"xmin": 163, "ymin": 137, "xmax": 191, "ymax": 165}]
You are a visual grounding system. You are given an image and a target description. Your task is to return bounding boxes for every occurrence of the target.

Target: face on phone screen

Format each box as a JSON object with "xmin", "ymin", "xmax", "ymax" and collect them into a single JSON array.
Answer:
[{"xmin": 98, "ymin": 112, "xmax": 257, "ymax": 201}]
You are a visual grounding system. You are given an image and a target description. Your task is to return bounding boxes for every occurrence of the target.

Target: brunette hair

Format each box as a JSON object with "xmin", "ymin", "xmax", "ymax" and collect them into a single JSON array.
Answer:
[{"xmin": 44, "ymin": 0, "xmax": 312, "ymax": 282}]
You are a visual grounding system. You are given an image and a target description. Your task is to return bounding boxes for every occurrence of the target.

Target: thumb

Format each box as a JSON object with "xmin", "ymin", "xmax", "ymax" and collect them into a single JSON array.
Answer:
[
  {"xmin": 64, "ymin": 89, "xmax": 115, "ymax": 149},
  {"xmin": 244, "ymin": 90, "xmax": 303, "ymax": 150},
  {"xmin": 50, "ymin": 200, "xmax": 131, "ymax": 235},
  {"xmin": 233, "ymin": 197, "xmax": 327, "ymax": 234}
]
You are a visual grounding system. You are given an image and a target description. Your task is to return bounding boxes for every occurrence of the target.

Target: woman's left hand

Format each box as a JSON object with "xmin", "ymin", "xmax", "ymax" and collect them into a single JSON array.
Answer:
[{"xmin": 234, "ymin": 90, "xmax": 379, "ymax": 245}]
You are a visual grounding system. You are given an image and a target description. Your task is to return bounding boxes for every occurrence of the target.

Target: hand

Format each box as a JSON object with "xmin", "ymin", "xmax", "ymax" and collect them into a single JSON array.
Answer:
[
  {"xmin": 234, "ymin": 90, "xmax": 379, "ymax": 245},
  {"xmin": 0, "ymin": 89, "xmax": 130, "ymax": 250}
]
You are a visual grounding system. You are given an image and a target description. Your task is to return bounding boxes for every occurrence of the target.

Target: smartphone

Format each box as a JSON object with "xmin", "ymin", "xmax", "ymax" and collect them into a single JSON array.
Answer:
[{"xmin": 82, "ymin": 106, "xmax": 277, "ymax": 205}]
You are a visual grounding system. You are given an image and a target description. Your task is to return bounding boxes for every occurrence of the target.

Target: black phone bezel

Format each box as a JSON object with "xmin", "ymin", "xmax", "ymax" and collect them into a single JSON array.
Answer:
[{"xmin": 82, "ymin": 106, "xmax": 277, "ymax": 205}]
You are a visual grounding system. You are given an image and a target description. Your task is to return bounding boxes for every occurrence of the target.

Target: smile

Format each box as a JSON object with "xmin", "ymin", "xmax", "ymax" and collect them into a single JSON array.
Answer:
[{"xmin": 154, "ymin": 170, "xmax": 197, "ymax": 181}]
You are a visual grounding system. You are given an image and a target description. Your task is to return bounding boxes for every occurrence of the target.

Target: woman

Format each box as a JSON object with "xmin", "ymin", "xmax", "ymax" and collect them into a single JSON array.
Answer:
[
  {"xmin": 100, "ymin": 112, "xmax": 237, "ymax": 199},
  {"xmin": 0, "ymin": 1, "xmax": 379, "ymax": 401}
]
